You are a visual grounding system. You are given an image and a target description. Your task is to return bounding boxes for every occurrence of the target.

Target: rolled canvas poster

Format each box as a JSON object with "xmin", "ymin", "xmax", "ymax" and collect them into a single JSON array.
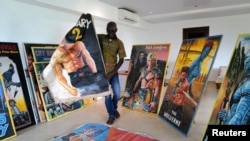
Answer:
[
  {"xmin": 122, "ymin": 43, "xmax": 170, "ymax": 114},
  {"xmin": 202, "ymin": 33, "xmax": 250, "ymax": 140},
  {"xmin": 158, "ymin": 35, "xmax": 222, "ymax": 136},
  {"xmin": 43, "ymin": 13, "xmax": 110, "ymax": 103}
]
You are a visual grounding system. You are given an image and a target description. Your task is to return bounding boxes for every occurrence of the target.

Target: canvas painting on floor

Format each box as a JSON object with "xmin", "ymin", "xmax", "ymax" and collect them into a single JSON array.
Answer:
[
  {"xmin": 52, "ymin": 123, "xmax": 158, "ymax": 141},
  {"xmin": 0, "ymin": 42, "xmax": 36, "ymax": 130},
  {"xmin": 158, "ymin": 35, "xmax": 222, "ymax": 136},
  {"xmin": 202, "ymin": 33, "xmax": 250, "ymax": 140},
  {"xmin": 122, "ymin": 43, "xmax": 170, "ymax": 114},
  {"xmin": 43, "ymin": 13, "xmax": 110, "ymax": 103}
]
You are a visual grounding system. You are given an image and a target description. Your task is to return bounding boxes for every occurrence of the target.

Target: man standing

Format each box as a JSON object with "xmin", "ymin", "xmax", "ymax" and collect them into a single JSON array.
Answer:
[{"xmin": 98, "ymin": 21, "xmax": 126, "ymax": 125}]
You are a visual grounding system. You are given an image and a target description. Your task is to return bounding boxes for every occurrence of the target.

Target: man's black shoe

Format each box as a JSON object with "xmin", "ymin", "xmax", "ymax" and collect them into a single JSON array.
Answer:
[
  {"xmin": 106, "ymin": 117, "xmax": 115, "ymax": 125},
  {"xmin": 115, "ymin": 110, "xmax": 120, "ymax": 118}
]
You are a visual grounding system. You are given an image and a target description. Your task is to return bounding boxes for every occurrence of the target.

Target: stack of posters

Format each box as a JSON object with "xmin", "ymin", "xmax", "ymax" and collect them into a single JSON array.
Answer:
[
  {"xmin": 23, "ymin": 43, "xmax": 58, "ymax": 122},
  {"xmin": 24, "ymin": 44, "xmax": 88, "ymax": 122},
  {"xmin": 0, "ymin": 42, "xmax": 36, "ymax": 131}
]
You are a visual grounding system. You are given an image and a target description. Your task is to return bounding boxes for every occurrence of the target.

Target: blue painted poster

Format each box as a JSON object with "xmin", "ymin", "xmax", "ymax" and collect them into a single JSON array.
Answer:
[
  {"xmin": 159, "ymin": 35, "xmax": 222, "ymax": 136},
  {"xmin": 0, "ymin": 75, "xmax": 16, "ymax": 141},
  {"xmin": 23, "ymin": 43, "xmax": 58, "ymax": 123},
  {"xmin": 202, "ymin": 33, "xmax": 250, "ymax": 140}
]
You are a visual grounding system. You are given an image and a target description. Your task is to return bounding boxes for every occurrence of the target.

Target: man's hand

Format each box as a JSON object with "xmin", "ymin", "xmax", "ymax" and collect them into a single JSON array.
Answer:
[
  {"xmin": 69, "ymin": 87, "xmax": 78, "ymax": 96},
  {"xmin": 148, "ymin": 102, "xmax": 156, "ymax": 112},
  {"xmin": 107, "ymin": 71, "xmax": 115, "ymax": 80}
]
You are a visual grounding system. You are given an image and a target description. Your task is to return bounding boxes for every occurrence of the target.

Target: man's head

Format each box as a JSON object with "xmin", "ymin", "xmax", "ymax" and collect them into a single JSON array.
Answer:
[
  {"xmin": 9, "ymin": 64, "xmax": 14, "ymax": 69},
  {"xmin": 9, "ymin": 64, "xmax": 15, "ymax": 74},
  {"xmin": 106, "ymin": 21, "xmax": 117, "ymax": 40},
  {"xmin": 138, "ymin": 51, "xmax": 147, "ymax": 62},
  {"xmin": 200, "ymin": 40, "xmax": 213, "ymax": 59},
  {"xmin": 147, "ymin": 52, "xmax": 157, "ymax": 67},
  {"xmin": 180, "ymin": 66, "xmax": 189, "ymax": 81}
]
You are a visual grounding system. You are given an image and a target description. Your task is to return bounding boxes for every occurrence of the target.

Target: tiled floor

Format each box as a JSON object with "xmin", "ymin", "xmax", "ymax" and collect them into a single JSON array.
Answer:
[{"xmin": 9, "ymin": 82, "xmax": 218, "ymax": 141}]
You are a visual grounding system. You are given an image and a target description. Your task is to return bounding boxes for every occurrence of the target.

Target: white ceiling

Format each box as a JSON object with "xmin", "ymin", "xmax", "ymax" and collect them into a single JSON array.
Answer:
[{"xmin": 99, "ymin": 0, "xmax": 250, "ymax": 23}]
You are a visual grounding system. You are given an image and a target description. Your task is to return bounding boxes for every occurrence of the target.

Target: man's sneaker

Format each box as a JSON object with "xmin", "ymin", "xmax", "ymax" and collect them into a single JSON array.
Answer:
[
  {"xmin": 106, "ymin": 117, "xmax": 115, "ymax": 125},
  {"xmin": 115, "ymin": 110, "xmax": 120, "ymax": 118}
]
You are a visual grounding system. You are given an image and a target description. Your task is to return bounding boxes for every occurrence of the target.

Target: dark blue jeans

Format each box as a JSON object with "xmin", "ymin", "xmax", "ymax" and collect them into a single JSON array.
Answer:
[{"xmin": 105, "ymin": 72, "xmax": 120, "ymax": 117}]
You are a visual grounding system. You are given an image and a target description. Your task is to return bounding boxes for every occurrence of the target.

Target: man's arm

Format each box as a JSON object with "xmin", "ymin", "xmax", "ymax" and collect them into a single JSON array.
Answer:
[
  {"xmin": 133, "ymin": 72, "xmax": 142, "ymax": 93},
  {"xmin": 107, "ymin": 58, "xmax": 124, "ymax": 80},
  {"xmin": 51, "ymin": 46, "xmax": 78, "ymax": 96}
]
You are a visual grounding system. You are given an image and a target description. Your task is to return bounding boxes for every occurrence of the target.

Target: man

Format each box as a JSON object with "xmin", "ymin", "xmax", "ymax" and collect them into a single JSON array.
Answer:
[
  {"xmin": 3, "ymin": 64, "xmax": 21, "ymax": 93},
  {"xmin": 98, "ymin": 21, "xmax": 126, "ymax": 125},
  {"xmin": 132, "ymin": 52, "xmax": 162, "ymax": 113},
  {"xmin": 49, "ymin": 40, "xmax": 97, "ymax": 97},
  {"xmin": 124, "ymin": 51, "xmax": 147, "ymax": 98},
  {"xmin": 169, "ymin": 66, "xmax": 190, "ymax": 120},
  {"xmin": 187, "ymin": 40, "xmax": 213, "ymax": 98}
]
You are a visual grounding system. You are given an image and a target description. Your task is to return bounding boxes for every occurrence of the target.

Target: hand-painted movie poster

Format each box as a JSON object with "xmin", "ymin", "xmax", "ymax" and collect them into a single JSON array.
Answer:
[
  {"xmin": 23, "ymin": 43, "xmax": 58, "ymax": 123},
  {"xmin": 43, "ymin": 13, "xmax": 110, "ymax": 103},
  {"xmin": 33, "ymin": 62, "xmax": 84, "ymax": 121},
  {"xmin": 0, "ymin": 42, "xmax": 36, "ymax": 130},
  {"xmin": 52, "ymin": 123, "xmax": 158, "ymax": 141},
  {"xmin": 122, "ymin": 44, "xmax": 170, "ymax": 114},
  {"xmin": 202, "ymin": 33, "xmax": 250, "ymax": 141},
  {"xmin": 158, "ymin": 35, "xmax": 222, "ymax": 136},
  {"xmin": 0, "ymin": 75, "xmax": 16, "ymax": 141}
]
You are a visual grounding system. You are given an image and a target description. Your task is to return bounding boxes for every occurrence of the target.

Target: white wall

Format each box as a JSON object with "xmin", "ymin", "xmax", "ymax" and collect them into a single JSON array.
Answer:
[
  {"xmin": 147, "ymin": 14, "xmax": 250, "ymax": 80},
  {"xmin": 1, "ymin": 0, "xmax": 250, "ymax": 82}
]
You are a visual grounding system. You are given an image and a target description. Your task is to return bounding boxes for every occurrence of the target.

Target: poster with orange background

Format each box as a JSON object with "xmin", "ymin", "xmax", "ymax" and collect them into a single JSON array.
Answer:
[{"xmin": 159, "ymin": 35, "xmax": 222, "ymax": 136}]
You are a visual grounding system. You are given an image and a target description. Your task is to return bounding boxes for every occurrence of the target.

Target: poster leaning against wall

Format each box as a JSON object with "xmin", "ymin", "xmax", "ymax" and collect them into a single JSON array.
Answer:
[
  {"xmin": 122, "ymin": 43, "xmax": 170, "ymax": 114},
  {"xmin": 23, "ymin": 43, "xmax": 58, "ymax": 123},
  {"xmin": 158, "ymin": 35, "xmax": 222, "ymax": 136},
  {"xmin": 202, "ymin": 33, "xmax": 250, "ymax": 141},
  {"xmin": 0, "ymin": 42, "xmax": 36, "ymax": 130},
  {"xmin": 0, "ymin": 74, "xmax": 16, "ymax": 141}
]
